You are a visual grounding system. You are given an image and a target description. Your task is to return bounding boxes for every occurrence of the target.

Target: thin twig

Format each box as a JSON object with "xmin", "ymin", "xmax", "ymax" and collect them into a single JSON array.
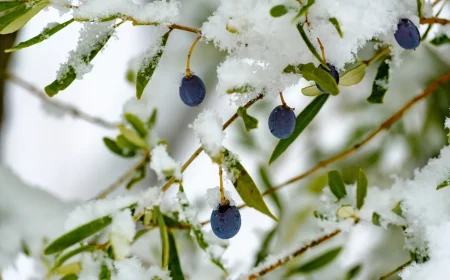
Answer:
[
  {"xmin": 219, "ymin": 166, "xmax": 226, "ymax": 204},
  {"xmin": 248, "ymin": 229, "xmax": 341, "ymax": 279},
  {"xmin": 169, "ymin": 24, "xmax": 201, "ymax": 34},
  {"xmin": 5, "ymin": 73, "xmax": 119, "ymax": 129},
  {"xmin": 185, "ymin": 35, "xmax": 202, "ymax": 77},
  {"xmin": 161, "ymin": 94, "xmax": 264, "ymax": 192},
  {"xmin": 379, "ymin": 260, "xmax": 412, "ymax": 280},
  {"xmin": 432, "ymin": 0, "xmax": 443, "ymax": 7},
  {"xmin": 362, "ymin": 46, "xmax": 390, "ymax": 66},
  {"xmin": 317, "ymin": 38, "xmax": 326, "ymax": 63},
  {"xmin": 420, "ymin": 17, "xmax": 450, "ymax": 25},
  {"xmin": 95, "ymin": 154, "xmax": 149, "ymax": 199}
]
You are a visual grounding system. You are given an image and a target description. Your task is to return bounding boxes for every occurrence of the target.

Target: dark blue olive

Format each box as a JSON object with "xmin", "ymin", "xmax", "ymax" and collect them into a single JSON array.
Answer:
[
  {"xmin": 316, "ymin": 63, "xmax": 339, "ymax": 93},
  {"xmin": 179, "ymin": 75, "xmax": 206, "ymax": 107},
  {"xmin": 211, "ymin": 204, "xmax": 241, "ymax": 239},
  {"xmin": 268, "ymin": 105, "xmax": 296, "ymax": 139},
  {"xmin": 394, "ymin": 18, "xmax": 420, "ymax": 50}
]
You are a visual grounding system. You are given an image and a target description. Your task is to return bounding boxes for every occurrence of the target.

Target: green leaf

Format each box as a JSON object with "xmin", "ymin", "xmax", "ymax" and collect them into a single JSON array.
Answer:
[
  {"xmin": 259, "ymin": 166, "xmax": 282, "ymax": 213},
  {"xmin": 287, "ymin": 247, "xmax": 342, "ymax": 274},
  {"xmin": 45, "ymin": 27, "xmax": 112, "ymax": 96},
  {"xmin": 329, "ymin": 17, "xmax": 343, "ymax": 38},
  {"xmin": 237, "ymin": 107, "xmax": 258, "ymax": 132},
  {"xmin": 44, "ymin": 216, "xmax": 112, "ymax": 255},
  {"xmin": 301, "ymin": 85, "xmax": 322, "ymax": 96},
  {"xmin": 0, "ymin": 0, "xmax": 49, "ymax": 34},
  {"xmin": 269, "ymin": 94, "xmax": 329, "ymax": 164},
  {"xmin": 293, "ymin": 0, "xmax": 315, "ymax": 22},
  {"xmin": 296, "ymin": 23, "xmax": 328, "ymax": 70},
  {"xmin": 60, "ymin": 275, "xmax": 78, "ymax": 280},
  {"xmin": 226, "ymin": 84, "xmax": 255, "ymax": 94},
  {"xmin": 117, "ymin": 124, "xmax": 149, "ymax": 150},
  {"xmin": 52, "ymin": 245, "xmax": 96, "ymax": 271},
  {"xmin": 115, "ymin": 135, "xmax": 139, "ymax": 151},
  {"xmin": 391, "ymin": 201, "xmax": 403, "ymax": 217},
  {"xmin": 339, "ymin": 64, "xmax": 367, "ymax": 86},
  {"xmin": 223, "ymin": 149, "xmax": 278, "ymax": 221},
  {"xmin": 155, "ymin": 206, "xmax": 169, "ymax": 268},
  {"xmin": 55, "ymin": 262, "xmax": 82, "ymax": 275},
  {"xmin": 136, "ymin": 31, "xmax": 170, "ymax": 99},
  {"xmin": 270, "ymin": 5, "xmax": 288, "ymax": 17},
  {"xmin": 436, "ymin": 180, "xmax": 450, "ymax": 190},
  {"xmin": 254, "ymin": 226, "xmax": 277, "ymax": 266},
  {"xmin": 372, "ymin": 212, "xmax": 381, "ymax": 226},
  {"xmin": 147, "ymin": 108, "xmax": 158, "ymax": 130},
  {"xmin": 99, "ymin": 262, "xmax": 111, "ymax": 280},
  {"xmin": 417, "ymin": 0, "xmax": 423, "ymax": 18},
  {"xmin": 283, "ymin": 63, "xmax": 339, "ymax": 95},
  {"xmin": 430, "ymin": 34, "xmax": 450, "ymax": 46},
  {"xmin": 5, "ymin": 18, "xmax": 74, "ymax": 52},
  {"xmin": 328, "ymin": 170, "xmax": 347, "ymax": 200},
  {"xmin": 356, "ymin": 168, "xmax": 368, "ymax": 210},
  {"xmin": 0, "ymin": 1, "xmax": 24, "ymax": 13},
  {"xmin": 124, "ymin": 113, "xmax": 147, "ymax": 137},
  {"xmin": 168, "ymin": 230, "xmax": 185, "ymax": 280},
  {"xmin": 367, "ymin": 57, "xmax": 390, "ymax": 103},
  {"xmin": 344, "ymin": 264, "xmax": 362, "ymax": 280},
  {"xmin": 103, "ymin": 137, "xmax": 136, "ymax": 158},
  {"xmin": 125, "ymin": 164, "xmax": 146, "ymax": 190}
]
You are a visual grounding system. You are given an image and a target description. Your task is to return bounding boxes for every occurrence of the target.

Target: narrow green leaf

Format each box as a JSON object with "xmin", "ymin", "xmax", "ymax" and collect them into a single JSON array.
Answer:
[
  {"xmin": 345, "ymin": 264, "xmax": 362, "ymax": 280},
  {"xmin": 147, "ymin": 108, "xmax": 158, "ymax": 130},
  {"xmin": 5, "ymin": 18, "xmax": 74, "ymax": 52},
  {"xmin": 328, "ymin": 170, "xmax": 347, "ymax": 200},
  {"xmin": 155, "ymin": 206, "xmax": 169, "ymax": 268},
  {"xmin": 226, "ymin": 84, "xmax": 255, "ymax": 94},
  {"xmin": 115, "ymin": 135, "xmax": 139, "ymax": 151},
  {"xmin": 0, "ymin": 0, "xmax": 48, "ymax": 34},
  {"xmin": 422, "ymin": 2, "xmax": 446, "ymax": 41},
  {"xmin": 124, "ymin": 113, "xmax": 147, "ymax": 137},
  {"xmin": 301, "ymin": 85, "xmax": 322, "ymax": 96},
  {"xmin": 0, "ymin": 3, "xmax": 28, "ymax": 30},
  {"xmin": 293, "ymin": 0, "xmax": 315, "ymax": 22},
  {"xmin": 287, "ymin": 247, "xmax": 342, "ymax": 274},
  {"xmin": 99, "ymin": 262, "xmax": 111, "ymax": 280},
  {"xmin": 125, "ymin": 164, "xmax": 146, "ymax": 190},
  {"xmin": 0, "ymin": 1, "xmax": 24, "ymax": 13},
  {"xmin": 259, "ymin": 166, "xmax": 282, "ymax": 213},
  {"xmin": 430, "ymin": 34, "xmax": 450, "ymax": 46},
  {"xmin": 254, "ymin": 226, "xmax": 277, "ymax": 266},
  {"xmin": 283, "ymin": 63, "xmax": 338, "ymax": 95},
  {"xmin": 168, "ymin": 230, "xmax": 185, "ymax": 280},
  {"xmin": 103, "ymin": 137, "xmax": 136, "ymax": 158},
  {"xmin": 417, "ymin": 0, "xmax": 423, "ymax": 18},
  {"xmin": 44, "ymin": 216, "xmax": 112, "ymax": 255},
  {"xmin": 237, "ymin": 107, "xmax": 258, "ymax": 132},
  {"xmin": 436, "ymin": 180, "xmax": 450, "ymax": 190},
  {"xmin": 391, "ymin": 201, "xmax": 403, "ymax": 217},
  {"xmin": 329, "ymin": 17, "xmax": 343, "ymax": 38},
  {"xmin": 269, "ymin": 94, "xmax": 329, "ymax": 164},
  {"xmin": 356, "ymin": 168, "xmax": 368, "ymax": 210},
  {"xmin": 270, "ymin": 5, "xmax": 288, "ymax": 17},
  {"xmin": 296, "ymin": 23, "xmax": 329, "ymax": 70},
  {"xmin": 60, "ymin": 275, "xmax": 78, "ymax": 280},
  {"xmin": 372, "ymin": 212, "xmax": 381, "ymax": 226},
  {"xmin": 339, "ymin": 64, "xmax": 367, "ymax": 86},
  {"xmin": 136, "ymin": 31, "xmax": 170, "ymax": 99},
  {"xmin": 367, "ymin": 57, "xmax": 390, "ymax": 104},
  {"xmin": 117, "ymin": 124, "xmax": 148, "ymax": 150},
  {"xmin": 223, "ymin": 149, "xmax": 278, "ymax": 221},
  {"xmin": 55, "ymin": 262, "xmax": 82, "ymax": 275},
  {"xmin": 52, "ymin": 245, "xmax": 96, "ymax": 271}
]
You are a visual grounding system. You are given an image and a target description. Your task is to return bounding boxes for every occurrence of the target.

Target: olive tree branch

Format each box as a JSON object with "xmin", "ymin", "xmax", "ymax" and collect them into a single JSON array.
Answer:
[
  {"xmin": 420, "ymin": 17, "xmax": 450, "ymax": 25},
  {"xmin": 5, "ymin": 73, "xmax": 119, "ymax": 129},
  {"xmin": 379, "ymin": 260, "xmax": 412, "ymax": 280}
]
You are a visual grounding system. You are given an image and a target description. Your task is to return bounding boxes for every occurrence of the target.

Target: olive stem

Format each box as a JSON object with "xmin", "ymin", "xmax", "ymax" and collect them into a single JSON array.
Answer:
[
  {"xmin": 317, "ymin": 38, "xmax": 326, "ymax": 63},
  {"xmin": 432, "ymin": 0, "xmax": 443, "ymax": 7},
  {"xmin": 219, "ymin": 166, "xmax": 227, "ymax": 205},
  {"xmin": 279, "ymin": 92, "xmax": 286, "ymax": 106},
  {"xmin": 420, "ymin": 17, "xmax": 450, "ymax": 25},
  {"xmin": 185, "ymin": 35, "xmax": 202, "ymax": 77},
  {"xmin": 362, "ymin": 46, "xmax": 390, "ymax": 66},
  {"xmin": 379, "ymin": 260, "xmax": 413, "ymax": 280}
]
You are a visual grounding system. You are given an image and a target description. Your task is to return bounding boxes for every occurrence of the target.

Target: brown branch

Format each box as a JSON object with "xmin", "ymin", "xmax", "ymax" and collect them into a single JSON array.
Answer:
[
  {"xmin": 161, "ymin": 94, "xmax": 264, "ymax": 192},
  {"xmin": 169, "ymin": 24, "xmax": 201, "ymax": 34},
  {"xmin": 379, "ymin": 260, "xmax": 412, "ymax": 280},
  {"xmin": 5, "ymin": 73, "xmax": 119, "ymax": 129},
  {"xmin": 248, "ymin": 229, "xmax": 341, "ymax": 279},
  {"xmin": 420, "ymin": 17, "xmax": 450, "ymax": 25},
  {"xmin": 432, "ymin": 0, "xmax": 443, "ymax": 7}
]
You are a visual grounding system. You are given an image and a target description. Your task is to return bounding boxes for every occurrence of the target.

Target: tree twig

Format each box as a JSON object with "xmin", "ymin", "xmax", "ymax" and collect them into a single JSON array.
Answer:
[
  {"xmin": 379, "ymin": 260, "xmax": 412, "ymax": 280},
  {"xmin": 420, "ymin": 17, "xmax": 450, "ymax": 25},
  {"xmin": 248, "ymin": 229, "xmax": 341, "ymax": 279},
  {"xmin": 5, "ymin": 73, "xmax": 119, "ymax": 129}
]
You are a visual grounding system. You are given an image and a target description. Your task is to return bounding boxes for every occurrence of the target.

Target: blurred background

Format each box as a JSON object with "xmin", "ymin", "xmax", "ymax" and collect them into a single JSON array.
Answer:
[{"xmin": 1, "ymin": 0, "xmax": 450, "ymax": 279}]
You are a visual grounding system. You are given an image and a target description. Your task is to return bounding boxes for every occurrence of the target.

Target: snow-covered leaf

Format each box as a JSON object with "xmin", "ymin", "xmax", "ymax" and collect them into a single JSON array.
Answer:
[
  {"xmin": 168, "ymin": 230, "xmax": 185, "ymax": 280},
  {"xmin": 136, "ymin": 30, "xmax": 171, "ymax": 99},
  {"xmin": 328, "ymin": 170, "xmax": 347, "ymax": 200},
  {"xmin": 391, "ymin": 201, "xmax": 403, "ymax": 217},
  {"xmin": 367, "ymin": 57, "xmax": 390, "ymax": 103},
  {"xmin": 436, "ymin": 180, "xmax": 450, "ymax": 190},
  {"xmin": 339, "ymin": 64, "xmax": 367, "ymax": 86},
  {"xmin": 237, "ymin": 107, "xmax": 258, "ymax": 132},
  {"xmin": 223, "ymin": 149, "xmax": 278, "ymax": 221},
  {"xmin": 269, "ymin": 94, "xmax": 329, "ymax": 164},
  {"xmin": 356, "ymin": 168, "xmax": 368, "ymax": 209},
  {"xmin": 44, "ymin": 215, "xmax": 112, "ymax": 255},
  {"xmin": 124, "ymin": 113, "xmax": 148, "ymax": 137},
  {"xmin": 5, "ymin": 18, "xmax": 74, "ymax": 52},
  {"xmin": 329, "ymin": 17, "xmax": 343, "ymax": 38},
  {"xmin": 99, "ymin": 262, "xmax": 111, "ymax": 280},
  {"xmin": 372, "ymin": 212, "xmax": 381, "ymax": 226},
  {"xmin": 293, "ymin": 0, "xmax": 315, "ymax": 22},
  {"xmin": 287, "ymin": 247, "xmax": 342, "ymax": 274},
  {"xmin": 226, "ymin": 84, "xmax": 255, "ymax": 94},
  {"xmin": 52, "ymin": 245, "xmax": 96, "ymax": 272}
]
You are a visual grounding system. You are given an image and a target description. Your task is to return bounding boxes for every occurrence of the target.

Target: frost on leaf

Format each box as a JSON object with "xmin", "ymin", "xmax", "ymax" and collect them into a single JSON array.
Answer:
[
  {"xmin": 109, "ymin": 209, "xmax": 135, "ymax": 260},
  {"xmin": 149, "ymin": 145, "xmax": 181, "ymax": 180},
  {"xmin": 189, "ymin": 109, "xmax": 224, "ymax": 161}
]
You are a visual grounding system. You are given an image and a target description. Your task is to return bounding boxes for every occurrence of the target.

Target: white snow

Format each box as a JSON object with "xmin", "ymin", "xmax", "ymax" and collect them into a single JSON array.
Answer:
[
  {"xmin": 149, "ymin": 144, "xmax": 182, "ymax": 180},
  {"xmin": 122, "ymin": 97, "xmax": 151, "ymax": 122},
  {"xmin": 206, "ymin": 186, "xmax": 236, "ymax": 208},
  {"xmin": 189, "ymin": 109, "xmax": 224, "ymax": 160},
  {"xmin": 109, "ymin": 209, "xmax": 136, "ymax": 260},
  {"xmin": 112, "ymin": 257, "xmax": 171, "ymax": 280}
]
